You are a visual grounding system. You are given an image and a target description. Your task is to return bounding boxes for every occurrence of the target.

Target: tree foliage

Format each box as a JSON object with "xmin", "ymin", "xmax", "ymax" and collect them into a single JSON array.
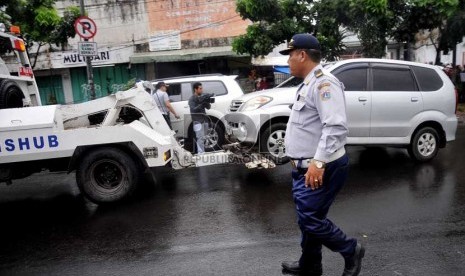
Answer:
[
  {"xmin": 233, "ymin": 0, "xmax": 340, "ymax": 59},
  {"xmin": 233, "ymin": 0, "xmax": 348, "ymax": 60},
  {"xmin": 433, "ymin": 0, "xmax": 465, "ymax": 64},
  {"xmin": 233, "ymin": 0, "xmax": 465, "ymax": 62},
  {"xmin": 0, "ymin": 0, "xmax": 80, "ymax": 67}
]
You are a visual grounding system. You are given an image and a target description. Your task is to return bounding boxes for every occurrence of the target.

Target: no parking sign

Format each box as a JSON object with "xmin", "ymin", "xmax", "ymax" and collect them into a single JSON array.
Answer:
[{"xmin": 74, "ymin": 16, "xmax": 97, "ymax": 40}]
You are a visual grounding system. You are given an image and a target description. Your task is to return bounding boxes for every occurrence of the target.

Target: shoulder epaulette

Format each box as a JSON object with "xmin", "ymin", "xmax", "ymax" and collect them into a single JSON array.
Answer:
[{"xmin": 314, "ymin": 69, "xmax": 324, "ymax": 78}]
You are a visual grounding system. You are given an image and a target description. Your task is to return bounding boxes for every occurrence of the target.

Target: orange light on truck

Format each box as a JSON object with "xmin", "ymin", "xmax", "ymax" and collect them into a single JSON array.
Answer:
[
  {"xmin": 10, "ymin": 25, "xmax": 20, "ymax": 34},
  {"xmin": 13, "ymin": 39, "xmax": 25, "ymax": 52}
]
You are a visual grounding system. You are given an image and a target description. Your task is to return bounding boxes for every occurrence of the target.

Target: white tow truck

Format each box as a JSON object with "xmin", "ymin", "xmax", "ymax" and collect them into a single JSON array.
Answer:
[
  {"xmin": 0, "ymin": 82, "xmax": 274, "ymax": 204},
  {"xmin": 0, "ymin": 24, "xmax": 41, "ymax": 109}
]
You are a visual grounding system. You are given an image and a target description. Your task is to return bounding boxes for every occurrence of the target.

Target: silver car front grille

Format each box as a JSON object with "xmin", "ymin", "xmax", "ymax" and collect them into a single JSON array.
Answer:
[{"xmin": 229, "ymin": 100, "xmax": 244, "ymax": 112}]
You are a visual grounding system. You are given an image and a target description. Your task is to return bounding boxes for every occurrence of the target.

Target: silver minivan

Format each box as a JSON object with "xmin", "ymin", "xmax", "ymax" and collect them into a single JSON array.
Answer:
[{"xmin": 226, "ymin": 59, "xmax": 458, "ymax": 163}]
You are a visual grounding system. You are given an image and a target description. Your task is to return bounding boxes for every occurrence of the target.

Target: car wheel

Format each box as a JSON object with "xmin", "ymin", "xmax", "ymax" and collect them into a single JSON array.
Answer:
[
  {"xmin": 408, "ymin": 127, "xmax": 439, "ymax": 162},
  {"xmin": 204, "ymin": 121, "xmax": 225, "ymax": 151},
  {"xmin": 76, "ymin": 147, "xmax": 141, "ymax": 204},
  {"xmin": 260, "ymin": 122, "xmax": 289, "ymax": 164},
  {"xmin": 0, "ymin": 80, "xmax": 24, "ymax": 109}
]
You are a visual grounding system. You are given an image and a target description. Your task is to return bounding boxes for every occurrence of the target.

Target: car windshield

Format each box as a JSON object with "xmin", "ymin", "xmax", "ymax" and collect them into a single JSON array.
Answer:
[
  {"xmin": 275, "ymin": 62, "xmax": 338, "ymax": 88},
  {"xmin": 276, "ymin": 76, "xmax": 303, "ymax": 88}
]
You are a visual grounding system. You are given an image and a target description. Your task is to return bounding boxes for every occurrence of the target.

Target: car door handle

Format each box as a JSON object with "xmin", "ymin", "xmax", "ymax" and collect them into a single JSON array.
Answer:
[
  {"xmin": 358, "ymin": 97, "xmax": 368, "ymax": 102},
  {"xmin": 411, "ymin": 97, "xmax": 419, "ymax": 102}
]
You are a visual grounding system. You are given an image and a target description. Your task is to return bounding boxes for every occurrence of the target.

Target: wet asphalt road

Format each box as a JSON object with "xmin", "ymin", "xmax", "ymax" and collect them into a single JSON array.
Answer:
[{"xmin": 0, "ymin": 126, "xmax": 464, "ymax": 276}]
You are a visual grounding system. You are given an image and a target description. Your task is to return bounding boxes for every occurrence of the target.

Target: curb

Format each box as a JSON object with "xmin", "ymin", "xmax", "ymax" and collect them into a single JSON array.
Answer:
[{"xmin": 458, "ymin": 114, "xmax": 465, "ymax": 125}]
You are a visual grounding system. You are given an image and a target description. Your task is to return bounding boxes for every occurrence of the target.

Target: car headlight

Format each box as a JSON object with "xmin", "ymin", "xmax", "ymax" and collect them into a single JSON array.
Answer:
[{"xmin": 239, "ymin": 96, "xmax": 273, "ymax": 111}]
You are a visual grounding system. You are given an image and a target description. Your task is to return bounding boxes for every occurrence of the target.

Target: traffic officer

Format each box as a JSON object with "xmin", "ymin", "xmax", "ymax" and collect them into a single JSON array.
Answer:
[{"xmin": 280, "ymin": 33, "xmax": 365, "ymax": 276}]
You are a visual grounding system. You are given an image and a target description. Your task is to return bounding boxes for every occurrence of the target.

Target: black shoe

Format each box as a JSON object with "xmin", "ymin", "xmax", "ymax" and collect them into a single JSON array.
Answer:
[
  {"xmin": 282, "ymin": 261, "xmax": 322, "ymax": 276},
  {"xmin": 342, "ymin": 243, "xmax": 365, "ymax": 276}
]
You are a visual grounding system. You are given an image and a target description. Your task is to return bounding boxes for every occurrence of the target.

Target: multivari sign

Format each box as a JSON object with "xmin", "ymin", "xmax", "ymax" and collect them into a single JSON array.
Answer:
[{"xmin": 63, "ymin": 51, "xmax": 110, "ymax": 65}]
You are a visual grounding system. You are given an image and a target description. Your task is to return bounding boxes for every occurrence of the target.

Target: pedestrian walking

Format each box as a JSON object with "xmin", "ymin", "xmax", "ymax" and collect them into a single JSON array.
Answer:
[
  {"xmin": 153, "ymin": 81, "xmax": 180, "ymax": 129},
  {"xmin": 279, "ymin": 33, "xmax": 365, "ymax": 276}
]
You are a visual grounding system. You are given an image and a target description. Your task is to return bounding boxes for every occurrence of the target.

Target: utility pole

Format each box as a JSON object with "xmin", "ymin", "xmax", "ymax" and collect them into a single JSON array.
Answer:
[{"xmin": 79, "ymin": 0, "xmax": 95, "ymax": 100}]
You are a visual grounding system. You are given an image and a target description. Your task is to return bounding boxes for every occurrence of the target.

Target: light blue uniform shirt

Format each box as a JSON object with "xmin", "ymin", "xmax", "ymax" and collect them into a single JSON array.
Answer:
[{"xmin": 284, "ymin": 64, "xmax": 348, "ymax": 162}]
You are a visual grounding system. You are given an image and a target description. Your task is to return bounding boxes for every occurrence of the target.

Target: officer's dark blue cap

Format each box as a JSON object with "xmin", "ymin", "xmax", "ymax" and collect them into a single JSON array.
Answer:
[{"xmin": 279, "ymin": 33, "xmax": 321, "ymax": 55}]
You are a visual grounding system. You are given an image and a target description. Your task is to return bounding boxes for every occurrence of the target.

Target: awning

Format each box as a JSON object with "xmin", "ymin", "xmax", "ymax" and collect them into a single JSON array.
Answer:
[
  {"xmin": 251, "ymin": 56, "xmax": 288, "ymax": 66},
  {"xmin": 274, "ymin": 65, "xmax": 290, "ymax": 74},
  {"xmin": 130, "ymin": 46, "xmax": 246, "ymax": 64}
]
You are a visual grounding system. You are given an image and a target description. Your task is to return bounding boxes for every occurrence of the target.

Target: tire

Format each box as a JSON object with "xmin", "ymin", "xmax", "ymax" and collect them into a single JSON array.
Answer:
[
  {"xmin": 204, "ymin": 121, "xmax": 225, "ymax": 151},
  {"xmin": 76, "ymin": 147, "xmax": 141, "ymax": 204},
  {"xmin": 408, "ymin": 127, "xmax": 439, "ymax": 162},
  {"xmin": 259, "ymin": 122, "xmax": 290, "ymax": 165},
  {"xmin": 0, "ymin": 79, "xmax": 25, "ymax": 109}
]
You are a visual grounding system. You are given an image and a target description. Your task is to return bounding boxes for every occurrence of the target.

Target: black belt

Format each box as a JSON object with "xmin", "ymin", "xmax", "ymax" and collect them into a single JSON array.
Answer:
[{"xmin": 290, "ymin": 158, "xmax": 313, "ymax": 169}]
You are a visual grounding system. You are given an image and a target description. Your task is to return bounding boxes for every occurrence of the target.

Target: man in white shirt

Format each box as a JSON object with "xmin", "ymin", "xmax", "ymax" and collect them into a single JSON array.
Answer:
[{"xmin": 152, "ymin": 81, "xmax": 180, "ymax": 128}]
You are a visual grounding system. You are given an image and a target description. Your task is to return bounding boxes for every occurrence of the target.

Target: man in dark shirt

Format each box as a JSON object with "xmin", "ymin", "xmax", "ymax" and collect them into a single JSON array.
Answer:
[{"xmin": 188, "ymin": 82, "xmax": 212, "ymax": 153}]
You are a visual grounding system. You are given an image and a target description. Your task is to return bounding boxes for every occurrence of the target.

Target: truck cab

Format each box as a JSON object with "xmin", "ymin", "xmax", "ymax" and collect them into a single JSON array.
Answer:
[{"xmin": 0, "ymin": 24, "xmax": 41, "ymax": 109}]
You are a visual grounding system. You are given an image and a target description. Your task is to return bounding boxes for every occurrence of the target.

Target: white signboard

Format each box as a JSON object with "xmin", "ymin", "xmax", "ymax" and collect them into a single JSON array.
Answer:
[
  {"xmin": 33, "ymin": 46, "xmax": 134, "ymax": 69},
  {"xmin": 149, "ymin": 31, "xmax": 181, "ymax": 52},
  {"xmin": 78, "ymin": 42, "xmax": 98, "ymax": 56}
]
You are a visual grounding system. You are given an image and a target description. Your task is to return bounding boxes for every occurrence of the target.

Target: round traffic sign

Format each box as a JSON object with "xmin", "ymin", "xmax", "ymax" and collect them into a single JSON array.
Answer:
[{"xmin": 74, "ymin": 16, "xmax": 97, "ymax": 39}]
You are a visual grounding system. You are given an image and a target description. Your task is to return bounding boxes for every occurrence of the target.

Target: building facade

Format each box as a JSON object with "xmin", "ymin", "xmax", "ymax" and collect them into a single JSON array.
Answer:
[{"xmin": 33, "ymin": 0, "xmax": 250, "ymax": 105}]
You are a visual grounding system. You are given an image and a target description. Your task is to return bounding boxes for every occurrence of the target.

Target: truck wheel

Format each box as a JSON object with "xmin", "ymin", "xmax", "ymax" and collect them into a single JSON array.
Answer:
[
  {"xmin": 408, "ymin": 127, "xmax": 439, "ymax": 162},
  {"xmin": 260, "ymin": 122, "xmax": 289, "ymax": 165},
  {"xmin": 76, "ymin": 147, "xmax": 141, "ymax": 204},
  {"xmin": 0, "ymin": 80, "xmax": 24, "ymax": 109}
]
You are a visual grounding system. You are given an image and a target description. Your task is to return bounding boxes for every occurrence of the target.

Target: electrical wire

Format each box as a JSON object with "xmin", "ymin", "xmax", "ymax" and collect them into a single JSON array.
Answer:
[
  {"xmin": 32, "ymin": 16, "xmax": 244, "ymax": 62},
  {"xmin": 57, "ymin": 0, "xmax": 235, "ymax": 12},
  {"xmin": 56, "ymin": 0, "xmax": 235, "ymax": 19}
]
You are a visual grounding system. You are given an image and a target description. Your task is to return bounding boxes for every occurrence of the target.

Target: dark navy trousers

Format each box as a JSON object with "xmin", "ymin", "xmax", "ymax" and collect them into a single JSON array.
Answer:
[{"xmin": 291, "ymin": 154, "xmax": 356, "ymax": 268}]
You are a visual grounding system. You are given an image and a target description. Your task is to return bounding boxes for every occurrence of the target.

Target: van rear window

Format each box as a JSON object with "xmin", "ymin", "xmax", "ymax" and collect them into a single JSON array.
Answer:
[{"xmin": 411, "ymin": 66, "xmax": 443, "ymax": 92}]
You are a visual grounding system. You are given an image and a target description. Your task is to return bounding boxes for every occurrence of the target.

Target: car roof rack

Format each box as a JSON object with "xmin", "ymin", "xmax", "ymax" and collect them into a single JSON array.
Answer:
[{"xmin": 151, "ymin": 73, "xmax": 224, "ymax": 82}]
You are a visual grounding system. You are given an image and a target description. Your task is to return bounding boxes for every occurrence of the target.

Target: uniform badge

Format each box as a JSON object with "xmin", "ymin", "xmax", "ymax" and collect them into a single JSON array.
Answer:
[
  {"xmin": 321, "ymin": 91, "xmax": 331, "ymax": 101},
  {"xmin": 289, "ymin": 39, "xmax": 295, "ymax": 48},
  {"xmin": 314, "ymin": 69, "xmax": 324, "ymax": 78},
  {"xmin": 318, "ymin": 82, "xmax": 331, "ymax": 101},
  {"xmin": 317, "ymin": 83, "xmax": 331, "ymax": 90},
  {"xmin": 297, "ymin": 86, "xmax": 307, "ymax": 102}
]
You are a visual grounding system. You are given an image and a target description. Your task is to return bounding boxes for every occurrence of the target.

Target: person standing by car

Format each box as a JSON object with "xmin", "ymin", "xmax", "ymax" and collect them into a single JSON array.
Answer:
[
  {"xmin": 153, "ymin": 81, "xmax": 180, "ymax": 128},
  {"xmin": 279, "ymin": 33, "xmax": 365, "ymax": 276},
  {"xmin": 188, "ymin": 82, "xmax": 213, "ymax": 154}
]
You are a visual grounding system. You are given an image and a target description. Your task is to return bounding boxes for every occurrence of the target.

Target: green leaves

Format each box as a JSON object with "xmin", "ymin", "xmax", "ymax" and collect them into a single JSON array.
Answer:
[
  {"xmin": 232, "ymin": 24, "xmax": 276, "ymax": 57},
  {"xmin": 349, "ymin": 0, "xmax": 388, "ymax": 14},
  {"xmin": 0, "ymin": 1, "xmax": 80, "ymax": 46},
  {"xmin": 233, "ymin": 0, "xmax": 464, "ymax": 61},
  {"xmin": 236, "ymin": 0, "xmax": 282, "ymax": 22},
  {"xmin": 0, "ymin": 0, "xmax": 80, "ymax": 66},
  {"xmin": 233, "ymin": 0, "xmax": 339, "ymax": 58},
  {"xmin": 414, "ymin": 0, "xmax": 458, "ymax": 16},
  {"xmin": 50, "ymin": 6, "xmax": 80, "ymax": 48},
  {"xmin": 35, "ymin": 6, "xmax": 61, "ymax": 27}
]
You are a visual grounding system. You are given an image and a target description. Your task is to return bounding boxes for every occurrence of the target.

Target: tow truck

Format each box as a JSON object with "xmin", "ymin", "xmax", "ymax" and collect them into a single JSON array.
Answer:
[
  {"xmin": 0, "ymin": 82, "xmax": 275, "ymax": 204},
  {"xmin": 0, "ymin": 23, "xmax": 41, "ymax": 109}
]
